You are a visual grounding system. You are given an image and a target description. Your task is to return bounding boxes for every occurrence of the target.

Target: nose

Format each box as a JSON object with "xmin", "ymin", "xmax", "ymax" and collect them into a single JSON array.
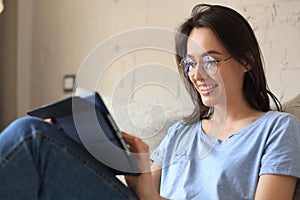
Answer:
[{"xmin": 192, "ymin": 66, "xmax": 209, "ymax": 80}]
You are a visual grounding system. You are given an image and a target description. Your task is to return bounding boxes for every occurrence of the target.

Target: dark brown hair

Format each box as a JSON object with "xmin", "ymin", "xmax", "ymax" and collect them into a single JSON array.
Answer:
[{"xmin": 175, "ymin": 4, "xmax": 281, "ymax": 124}]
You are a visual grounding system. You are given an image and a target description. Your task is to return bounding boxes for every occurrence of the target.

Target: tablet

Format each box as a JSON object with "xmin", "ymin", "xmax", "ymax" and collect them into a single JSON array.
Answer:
[{"xmin": 27, "ymin": 92, "xmax": 140, "ymax": 176}]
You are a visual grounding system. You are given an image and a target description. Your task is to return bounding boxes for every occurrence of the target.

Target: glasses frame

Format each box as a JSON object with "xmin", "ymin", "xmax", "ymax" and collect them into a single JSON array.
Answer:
[{"xmin": 180, "ymin": 56, "xmax": 232, "ymax": 76}]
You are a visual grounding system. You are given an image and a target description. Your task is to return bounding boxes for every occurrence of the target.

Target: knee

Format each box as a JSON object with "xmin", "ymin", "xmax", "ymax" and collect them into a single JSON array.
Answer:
[
  {"xmin": 1, "ymin": 116, "xmax": 53, "ymax": 140},
  {"xmin": 1, "ymin": 116, "xmax": 78, "ymax": 153},
  {"xmin": 9, "ymin": 116, "xmax": 46, "ymax": 132},
  {"xmin": 10, "ymin": 116, "xmax": 44, "ymax": 127},
  {"xmin": 0, "ymin": 117, "xmax": 46, "ymax": 152}
]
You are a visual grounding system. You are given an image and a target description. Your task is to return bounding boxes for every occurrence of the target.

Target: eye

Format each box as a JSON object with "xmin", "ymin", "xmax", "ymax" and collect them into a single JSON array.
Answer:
[
  {"xmin": 202, "ymin": 56, "xmax": 216, "ymax": 68},
  {"xmin": 182, "ymin": 58, "xmax": 195, "ymax": 73},
  {"xmin": 205, "ymin": 60, "xmax": 216, "ymax": 67},
  {"xmin": 202, "ymin": 56, "xmax": 218, "ymax": 74}
]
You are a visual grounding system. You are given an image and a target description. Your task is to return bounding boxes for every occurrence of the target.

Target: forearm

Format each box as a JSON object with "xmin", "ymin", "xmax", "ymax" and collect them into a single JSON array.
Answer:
[
  {"xmin": 122, "ymin": 133, "xmax": 168, "ymax": 200},
  {"xmin": 254, "ymin": 175, "xmax": 297, "ymax": 200}
]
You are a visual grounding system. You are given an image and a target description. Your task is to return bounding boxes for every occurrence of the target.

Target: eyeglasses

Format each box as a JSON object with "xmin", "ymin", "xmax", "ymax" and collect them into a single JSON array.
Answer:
[{"xmin": 180, "ymin": 55, "xmax": 232, "ymax": 76}]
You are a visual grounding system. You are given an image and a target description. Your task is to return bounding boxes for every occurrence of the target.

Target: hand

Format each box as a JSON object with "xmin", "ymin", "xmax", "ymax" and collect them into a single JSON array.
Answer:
[
  {"xmin": 122, "ymin": 132, "xmax": 161, "ymax": 200},
  {"xmin": 44, "ymin": 118, "xmax": 55, "ymax": 124},
  {"xmin": 44, "ymin": 118, "xmax": 63, "ymax": 131}
]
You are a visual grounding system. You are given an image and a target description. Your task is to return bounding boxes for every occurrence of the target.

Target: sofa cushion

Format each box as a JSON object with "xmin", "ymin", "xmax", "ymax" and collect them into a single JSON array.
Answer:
[
  {"xmin": 282, "ymin": 94, "xmax": 300, "ymax": 121},
  {"xmin": 103, "ymin": 97, "xmax": 183, "ymax": 151}
]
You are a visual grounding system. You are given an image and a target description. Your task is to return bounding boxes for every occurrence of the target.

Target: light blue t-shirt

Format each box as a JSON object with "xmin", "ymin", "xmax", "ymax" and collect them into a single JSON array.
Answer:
[{"xmin": 150, "ymin": 111, "xmax": 300, "ymax": 200}]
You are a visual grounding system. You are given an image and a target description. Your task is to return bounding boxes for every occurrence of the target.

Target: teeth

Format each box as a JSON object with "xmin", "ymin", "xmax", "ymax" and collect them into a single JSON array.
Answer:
[{"xmin": 200, "ymin": 84, "xmax": 218, "ymax": 91}]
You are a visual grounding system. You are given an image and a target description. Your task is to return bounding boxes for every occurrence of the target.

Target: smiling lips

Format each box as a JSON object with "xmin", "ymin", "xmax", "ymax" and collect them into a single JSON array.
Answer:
[{"xmin": 198, "ymin": 83, "xmax": 218, "ymax": 95}]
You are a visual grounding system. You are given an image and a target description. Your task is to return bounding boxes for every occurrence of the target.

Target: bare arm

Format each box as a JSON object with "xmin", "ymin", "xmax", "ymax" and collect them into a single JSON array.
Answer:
[
  {"xmin": 151, "ymin": 162, "xmax": 162, "ymax": 193},
  {"xmin": 254, "ymin": 174, "xmax": 297, "ymax": 200},
  {"xmin": 122, "ymin": 132, "xmax": 168, "ymax": 200}
]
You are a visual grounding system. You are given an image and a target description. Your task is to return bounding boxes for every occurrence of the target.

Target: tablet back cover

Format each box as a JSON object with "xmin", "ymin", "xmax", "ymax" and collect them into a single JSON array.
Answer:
[{"xmin": 27, "ymin": 92, "xmax": 140, "ymax": 175}]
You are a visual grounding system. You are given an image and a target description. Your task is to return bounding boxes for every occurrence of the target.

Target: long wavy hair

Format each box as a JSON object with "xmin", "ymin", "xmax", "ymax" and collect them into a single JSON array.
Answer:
[{"xmin": 175, "ymin": 4, "xmax": 281, "ymax": 124}]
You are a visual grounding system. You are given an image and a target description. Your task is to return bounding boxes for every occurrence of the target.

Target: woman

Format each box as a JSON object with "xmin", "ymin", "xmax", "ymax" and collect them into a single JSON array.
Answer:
[
  {"xmin": 127, "ymin": 4, "xmax": 300, "ymax": 200},
  {"xmin": 0, "ymin": 4, "xmax": 299, "ymax": 200}
]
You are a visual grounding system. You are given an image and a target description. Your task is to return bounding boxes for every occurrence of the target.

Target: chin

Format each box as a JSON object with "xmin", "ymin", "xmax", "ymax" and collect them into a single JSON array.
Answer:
[
  {"xmin": 200, "ymin": 94, "xmax": 225, "ymax": 107},
  {"xmin": 199, "ymin": 87, "xmax": 225, "ymax": 106},
  {"xmin": 201, "ymin": 96, "xmax": 213, "ymax": 107}
]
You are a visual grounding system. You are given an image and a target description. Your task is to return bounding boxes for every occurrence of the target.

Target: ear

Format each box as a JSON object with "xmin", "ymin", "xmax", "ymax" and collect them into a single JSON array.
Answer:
[
  {"xmin": 242, "ymin": 52, "xmax": 254, "ymax": 72},
  {"xmin": 243, "ymin": 62, "xmax": 252, "ymax": 72}
]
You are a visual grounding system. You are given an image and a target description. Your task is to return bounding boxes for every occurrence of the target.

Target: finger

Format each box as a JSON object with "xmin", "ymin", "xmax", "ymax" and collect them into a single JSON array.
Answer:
[
  {"xmin": 122, "ymin": 132, "xmax": 149, "ymax": 153},
  {"xmin": 122, "ymin": 132, "xmax": 140, "ymax": 150},
  {"xmin": 122, "ymin": 132, "xmax": 136, "ymax": 143},
  {"xmin": 44, "ymin": 118, "xmax": 55, "ymax": 124},
  {"xmin": 122, "ymin": 132, "xmax": 151, "ymax": 172}
]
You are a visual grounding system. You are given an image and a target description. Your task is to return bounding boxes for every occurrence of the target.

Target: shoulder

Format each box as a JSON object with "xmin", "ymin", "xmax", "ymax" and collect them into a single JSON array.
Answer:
[
  {"xmin": 259, "ymin": 112, "xmax": 300, "ymax": 177},
  {"xmin": 259, "ymin": 111, "xmax": 300, "ymax": 146},
  {"xmin": 235, "ymin": 111, "xmax": 300, "ymax": 148},
  {"xmin": 265, "ymin": 110, "xmax": 298, "ymax": 120},
  {"xmin": 164, "ymin": 120, "xmax": 199, "ymax": 141},
  {"xmin": 263, "ymin": 110, "xmax": 292, "ymax": 118},
  {"xmin": 261, "ymin": 111, "xmax": 299, "ymax": 128},
  {"xmin": 152, "ymin": 121, "xmax": 199, "ymax": 153}
]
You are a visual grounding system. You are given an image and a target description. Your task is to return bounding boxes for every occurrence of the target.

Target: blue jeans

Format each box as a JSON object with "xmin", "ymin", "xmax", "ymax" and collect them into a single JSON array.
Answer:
[{"xmin": 0, "ymin": 117, "xmax": 137, "ymax": 200}]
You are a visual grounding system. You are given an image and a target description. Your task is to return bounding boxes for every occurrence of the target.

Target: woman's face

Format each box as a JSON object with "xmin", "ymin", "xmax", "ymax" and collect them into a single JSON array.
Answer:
[{"xmin": 186, "ymin": 27, "xmax": 247, "ymax": 107}]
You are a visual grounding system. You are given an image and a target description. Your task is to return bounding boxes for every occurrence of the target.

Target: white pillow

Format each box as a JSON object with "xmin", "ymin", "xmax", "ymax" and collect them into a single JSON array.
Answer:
[
  {"xmin": 103, "ymin": 97, "xmax": 183, "ymax": 151},
  {"xmin": 282, "ymin": 94, "xmax": 300, "ymax": 121}
]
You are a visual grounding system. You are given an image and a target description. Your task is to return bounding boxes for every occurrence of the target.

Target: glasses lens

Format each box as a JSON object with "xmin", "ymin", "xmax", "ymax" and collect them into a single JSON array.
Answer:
[
  {"xmin": 181, "ymin": 56, "xmax": 219, "ymax": 76},
  {"xmin": 181, "ymin": 58, "xmax": 194, "ymax": 76},
  {"xmin": 203, "ymin": 56, "xmax": 217, "ymax": 75}
]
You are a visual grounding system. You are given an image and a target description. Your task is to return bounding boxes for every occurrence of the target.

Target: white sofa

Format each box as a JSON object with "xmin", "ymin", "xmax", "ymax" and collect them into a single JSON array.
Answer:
[{"xmin": 282, "ymin": 94, "xmax": 300, "ymax": 121}]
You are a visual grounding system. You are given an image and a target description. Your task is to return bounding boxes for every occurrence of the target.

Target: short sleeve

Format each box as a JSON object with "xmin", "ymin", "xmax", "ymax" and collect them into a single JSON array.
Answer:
[{"xmin": 260, "ymin": 114, "xmax": 300, "ymax": 178}]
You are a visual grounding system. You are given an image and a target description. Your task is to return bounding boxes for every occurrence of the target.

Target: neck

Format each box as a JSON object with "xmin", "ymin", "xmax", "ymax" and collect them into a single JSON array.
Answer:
[
  {"xmin": 207, "ymin": 95, "xmax": 266, "ymax": 134},
  {"xmin": 202, "ymin": 95, "xmax": 265, "ymax": 141},
  {"xmin": 212, "ymin": 104, "xmax": 253, "ymax": 122},
  {"xmin": 211, "ymin": 93, "xmax": 259, "ymax": 121},
  {"xmin": 208, "ymin": 95, "xmax": 265, "ymax": 137}
]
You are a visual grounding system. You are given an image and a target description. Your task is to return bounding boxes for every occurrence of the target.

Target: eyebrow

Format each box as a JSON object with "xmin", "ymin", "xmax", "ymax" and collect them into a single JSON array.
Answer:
[
  {"xmin": 203, "ymin": 50, "xmax": 222, "ymax": 56},
  {"xmin": 186, "ymin": 50, "xmax": 223, "ymax": 58}
]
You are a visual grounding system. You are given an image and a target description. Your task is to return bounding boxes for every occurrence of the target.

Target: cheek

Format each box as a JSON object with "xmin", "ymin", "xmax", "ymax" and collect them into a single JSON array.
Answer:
[
  {"xmin": 212, "ymin": 73, "xmax": 226, "ymax": 95},
  {"xmin": 218, "ymin": 65, "xmax": 245, "ymax": 92},
  {"xmin": 189, "ymin": 77, "xmax": 199, "ymax": 91}
]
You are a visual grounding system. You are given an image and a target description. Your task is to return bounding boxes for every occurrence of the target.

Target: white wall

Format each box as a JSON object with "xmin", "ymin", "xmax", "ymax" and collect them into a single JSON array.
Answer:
[
  {"xmin": 0, "ymin": 0, "xmax": 17, "ymax": 129},
  {"xmin": 17, "ymin": 0, "xmax": 33, "ymax": 117},
  {"xmin": 16, "ymin": 0, "xmax": 300, "ymax": 115}
]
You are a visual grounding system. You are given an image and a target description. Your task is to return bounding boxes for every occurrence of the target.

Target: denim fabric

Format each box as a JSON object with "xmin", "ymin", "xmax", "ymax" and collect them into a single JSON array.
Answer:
[{"xmin": 0, "ymin": 117, "xmax": 137, "ymax": 200}]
